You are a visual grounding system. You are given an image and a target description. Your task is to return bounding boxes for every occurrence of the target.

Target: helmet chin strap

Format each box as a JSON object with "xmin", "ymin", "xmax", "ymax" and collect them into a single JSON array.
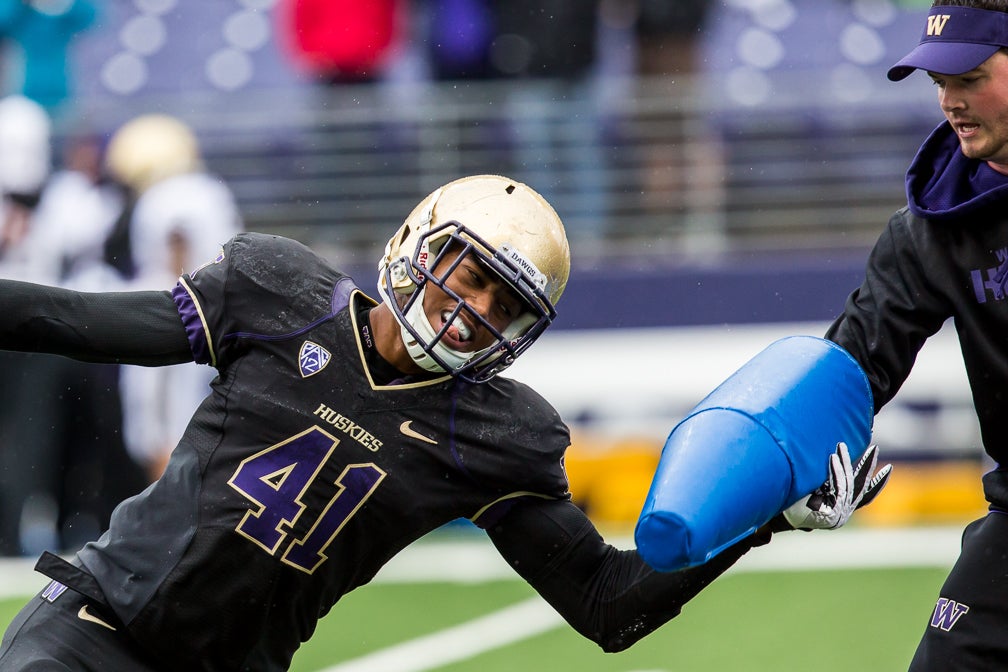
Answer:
[{"xmin": 400, "ymin": 286, "xmax": 479, "ymax": 373}]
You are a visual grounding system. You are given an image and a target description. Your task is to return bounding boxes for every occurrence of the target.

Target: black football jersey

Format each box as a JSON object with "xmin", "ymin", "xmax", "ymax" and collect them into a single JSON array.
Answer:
[{"xmin": 70, "ymin": 233, "xmax": 571, "ymax": 670}]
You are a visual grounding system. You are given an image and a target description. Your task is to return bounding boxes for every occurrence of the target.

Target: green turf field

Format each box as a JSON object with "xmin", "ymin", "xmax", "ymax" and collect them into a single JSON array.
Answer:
[{"xmin": 1, "ymin": 566, "xmax": 946, "ymax": 671}]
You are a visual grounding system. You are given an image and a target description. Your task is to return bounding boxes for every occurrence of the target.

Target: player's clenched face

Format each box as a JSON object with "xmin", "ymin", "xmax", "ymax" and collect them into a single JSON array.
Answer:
[
  {"xmin": 423, "ymin": 246, "xmax": 525, "ymax": 353},
  {"xmin": 930, "ymin": 50, "xmax": 1008, "ymax": 173}
]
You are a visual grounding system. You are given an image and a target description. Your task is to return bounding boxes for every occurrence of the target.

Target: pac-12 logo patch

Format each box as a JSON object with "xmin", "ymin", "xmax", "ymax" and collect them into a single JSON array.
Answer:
[{"xmin": 299, "ymin": 341, "xmax": 331, "ymax": 378}]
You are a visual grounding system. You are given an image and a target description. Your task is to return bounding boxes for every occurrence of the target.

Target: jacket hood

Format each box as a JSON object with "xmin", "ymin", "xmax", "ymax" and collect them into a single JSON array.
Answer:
[{"xmin": 906, "ymin": 121, "xmax": 1008, "ymax": 221}]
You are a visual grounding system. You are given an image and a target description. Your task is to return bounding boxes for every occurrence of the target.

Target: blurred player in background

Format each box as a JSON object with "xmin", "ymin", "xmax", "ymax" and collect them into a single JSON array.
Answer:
[
  {"xmin": 103, "ymin": 113, "xmax": 243, "ymax": 482},
  {"xmin": 0, "ymin": 92, "xmax": 57, "ymax": 556},
  {"xmin": 829, "ymin": 2, "xmax": 1008, "ymax": 669},
  {"xmin": 0, "ymin": 174, "xmax": 885, "ymax": 670},
  {"xmin": 0, "ymin": 95, "xmax": 142, "ymax": 556},
  {"xmin": 0, "ymin": 93, "xmax": 50, "ymax": 271}
]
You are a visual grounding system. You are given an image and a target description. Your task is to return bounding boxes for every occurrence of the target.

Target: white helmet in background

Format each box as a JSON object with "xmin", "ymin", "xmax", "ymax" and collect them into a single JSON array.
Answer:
[
  {"xmin": 378, "ymin": 174, "xmax": 570, "ymax": 383},
  {"xmin": 0, "ymin": 95, "xmax": 51, "ymax": 198},
  {"xmin": 105, "ymin": 114, "xmax": 202, "ymax": 194}
]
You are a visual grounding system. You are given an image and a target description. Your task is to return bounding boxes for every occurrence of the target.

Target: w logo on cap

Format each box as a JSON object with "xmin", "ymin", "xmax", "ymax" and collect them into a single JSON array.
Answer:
[
  {"xmin": 927, "ymin": 14, "xmax": 950, "ymax": 36},
  {"xmin": 299, "ymin": 341, "xmax": 331, "ymax": 378}
]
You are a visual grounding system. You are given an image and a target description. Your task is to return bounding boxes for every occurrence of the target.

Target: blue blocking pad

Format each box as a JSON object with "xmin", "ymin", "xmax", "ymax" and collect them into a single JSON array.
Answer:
[{"xmin": 634, "ymin": 336, "xmax": 873, "ymax": 571}]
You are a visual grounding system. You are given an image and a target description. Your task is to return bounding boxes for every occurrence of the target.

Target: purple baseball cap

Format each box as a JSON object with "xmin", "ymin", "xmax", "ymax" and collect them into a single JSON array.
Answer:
[{"xmin": 888, "ymin": 5, "xmax": 1008, "ymax": 81}]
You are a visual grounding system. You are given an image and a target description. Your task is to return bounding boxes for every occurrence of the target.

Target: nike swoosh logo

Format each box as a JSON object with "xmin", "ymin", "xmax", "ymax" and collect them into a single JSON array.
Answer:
[
  {"xmin": 77, "ymin": 605, "xmax": 117, "ymax": 631},
  {"xmin": 400, "ymin": 421, "xmax": 437, "ymax": 445}
]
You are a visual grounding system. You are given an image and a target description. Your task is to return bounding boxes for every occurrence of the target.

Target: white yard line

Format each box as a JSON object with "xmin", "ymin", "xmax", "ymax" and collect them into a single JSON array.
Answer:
[
  {"xmin": 0, "ymin": 527, "xmax": 963, "ymax": 672},
  {"xmin": 317, "ymin": 596, "xmax": 564, "ymax": 672},
  {"xmin": 731, "ymin": 524, "xmax": 963, "ymax": 572},
  {"xmin": 0, "ymin": 558, "xmax": 48, "ymax": 599},
  {"xmin": 317, "ymin": 526, "xmax": 964, "ymax": 672},
  {"xmin": 370, "ymin": 525, "xmax": 963, "ymax": 583},
  {"xmin": 0, "ymin": 525, "xmax": 964, "ymax": 601}
]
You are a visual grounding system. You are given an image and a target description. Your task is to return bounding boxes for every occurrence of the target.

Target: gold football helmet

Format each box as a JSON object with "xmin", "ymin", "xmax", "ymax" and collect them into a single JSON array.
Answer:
[
  {"xmin": 105, "ymin": 114, "xmax": 202, "ymax": 193},
  {"xmin": 378, "ymin": 175, "xmax": 570, "ymax": 383}
]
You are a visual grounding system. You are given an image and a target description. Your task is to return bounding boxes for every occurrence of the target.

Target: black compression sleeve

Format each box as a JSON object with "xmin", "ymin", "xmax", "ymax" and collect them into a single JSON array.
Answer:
[
  {"xmin": 0, "ymin": 279, "xmax": 194, "ymax": 366},
  {"xmin": 487, "ymin": 498, "xmax": 769, "ymax": 652}
]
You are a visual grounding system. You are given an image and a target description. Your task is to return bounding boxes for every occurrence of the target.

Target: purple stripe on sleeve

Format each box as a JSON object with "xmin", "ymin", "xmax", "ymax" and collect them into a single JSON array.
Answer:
[
  {"xmin": 172, "ymin": 282, "xmax": 212, "ymax": 365},
  {"xmin": 331, "ymin": 276, "xmax": 358, "ymax": 314}
]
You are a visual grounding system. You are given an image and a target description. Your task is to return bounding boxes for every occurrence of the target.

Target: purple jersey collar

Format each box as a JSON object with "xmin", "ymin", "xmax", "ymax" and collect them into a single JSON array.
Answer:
[{"xmin": 888, "ymin": 5, "xmax": 1008, "ymax": 81}]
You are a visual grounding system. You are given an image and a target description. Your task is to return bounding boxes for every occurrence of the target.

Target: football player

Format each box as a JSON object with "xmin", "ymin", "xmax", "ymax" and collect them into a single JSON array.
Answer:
[{"xmin": 0, "ymin": 175, "xmax": 882, "ymax": 670}]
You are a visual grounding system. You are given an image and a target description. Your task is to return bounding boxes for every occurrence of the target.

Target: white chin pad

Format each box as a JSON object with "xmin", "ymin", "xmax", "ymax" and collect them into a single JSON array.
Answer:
[
  {"xmin": 398, "ymin": 287, "xmax": 536, "ymax": 376},
  {"xmin": 401, "ymin": 288, "xmax": 474, "ymax": 373},
  {"xmin": 502, "ymin": 312, "xmax": 536, "ymax": 341}
]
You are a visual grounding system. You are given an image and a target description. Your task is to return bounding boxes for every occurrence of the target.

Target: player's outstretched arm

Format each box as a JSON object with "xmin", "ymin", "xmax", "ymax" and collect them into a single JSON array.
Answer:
[
  {"xmin": 0, "ymin": 279, "xmax": 193, "ymax": 365},
  {"xmin": 777, "ymin": 442, "xmax": 892, "ymax": 531},
  {"xmin": 486, "ymin": 497, "xmax": 772, "ymax": 653}
]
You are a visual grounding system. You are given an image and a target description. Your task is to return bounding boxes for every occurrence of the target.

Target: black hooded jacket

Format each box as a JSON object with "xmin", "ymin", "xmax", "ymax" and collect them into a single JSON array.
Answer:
[{"xmin": 827, "ymin": 121, "xmax": 1008, "ymax": 508}]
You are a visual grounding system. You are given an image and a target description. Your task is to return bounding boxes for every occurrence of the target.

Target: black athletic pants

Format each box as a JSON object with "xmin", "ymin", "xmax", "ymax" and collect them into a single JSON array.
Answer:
[
  {"xmin": 0, "ymin": 582, "xmax": 159, "ymax": 671},
  {"xmin": 909, "ymin": 511, "xmax": 1008, "ymax": 671}
]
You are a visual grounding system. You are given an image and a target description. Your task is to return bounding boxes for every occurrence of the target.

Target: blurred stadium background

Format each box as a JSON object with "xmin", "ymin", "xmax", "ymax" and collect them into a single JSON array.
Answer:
[
  {"xmin": 41, "ymin": 0, "xmax": 978, "ymax": 528},
  {"xmin": 0, "ymin": 0, "xmax": 988, "ymax": 668}
]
